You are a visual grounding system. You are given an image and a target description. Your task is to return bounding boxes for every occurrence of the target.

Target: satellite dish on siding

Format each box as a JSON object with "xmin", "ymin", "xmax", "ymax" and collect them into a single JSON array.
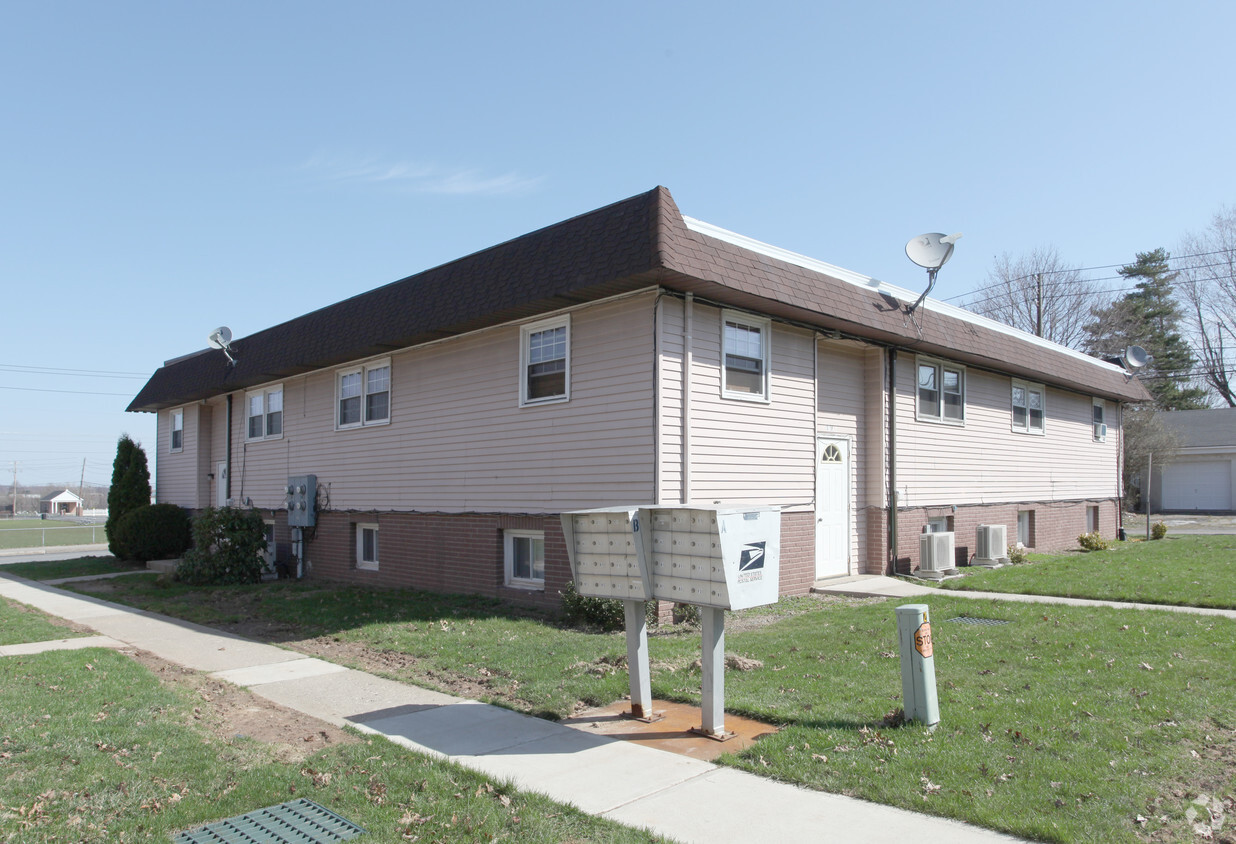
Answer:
[
  {"xmin": 904, "ymin": 232, "xmax": 963, "ymax": 314},
  {"xmin": 1123, "ymin": 344, "xmax": 1149, "ymax": 371},
  {"xmin": 206, "ymin": 326, "xmax": 237, "ymax": 365},
  {"xmin": 906, "ymin": 232, "xmax": 962, "ymax": 270}
]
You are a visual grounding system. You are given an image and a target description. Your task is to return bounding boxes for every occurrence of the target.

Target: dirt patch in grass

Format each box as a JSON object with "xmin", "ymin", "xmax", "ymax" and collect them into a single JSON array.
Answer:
[{"xmin": 120, "ymin": 647, "xmax": 358, "ymax": 764}]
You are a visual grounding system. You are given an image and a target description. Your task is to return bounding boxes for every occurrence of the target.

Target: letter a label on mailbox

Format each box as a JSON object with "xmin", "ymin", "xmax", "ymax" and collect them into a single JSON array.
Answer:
[{"xmin": 914, "ymin": 622, "xmax": 933, "ymax": 658}]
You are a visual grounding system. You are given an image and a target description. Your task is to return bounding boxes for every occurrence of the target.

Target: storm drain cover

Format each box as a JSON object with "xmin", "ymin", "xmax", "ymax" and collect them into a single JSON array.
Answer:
[
  {"xmin": 945, "ymin": 616, "xmax": 1011, "ymax": 626},
  {"xmin": 174, "ymin": 798, "xmax": 365, "ymax": 843}
]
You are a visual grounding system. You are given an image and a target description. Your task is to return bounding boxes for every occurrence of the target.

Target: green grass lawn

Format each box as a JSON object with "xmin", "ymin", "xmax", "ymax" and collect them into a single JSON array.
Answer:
[
  {"xmin": 0, "ymin": 555, "xmax": 141, "ymax": 581},
  {"xmin": 939, "ymin": 535, "xmax": 1236, "ymax": 609},
  {"xmin": 0, "ymin": 519, "xmax": 106, "ymax": 550},
  {"xmin": 65, "ymin": 574, "xmax": 1236, "ymax": 842},
  {"xmin": 0, "ymin": 597, "xmax": 87, "ymax": 646},
  {"xmin": 0, "ymin": 648, "xmax": 668, "ymax": 843}
]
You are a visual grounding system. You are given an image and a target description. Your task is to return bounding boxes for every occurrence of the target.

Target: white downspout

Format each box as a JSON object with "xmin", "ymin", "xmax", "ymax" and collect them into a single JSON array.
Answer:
[
  {"xmin": 654, "ymin": 295, "xmax": 663, "ymax": 505},
  {"xmin": 682, "ymin": 293, "xmax": 693, "ymax": 505}
]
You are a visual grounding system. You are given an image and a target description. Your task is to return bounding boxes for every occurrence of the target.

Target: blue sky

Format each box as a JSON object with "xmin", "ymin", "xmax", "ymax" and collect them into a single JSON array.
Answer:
[{"xmin": 4, "ymin": 1, "xmax": 1235, "ymax": 487}]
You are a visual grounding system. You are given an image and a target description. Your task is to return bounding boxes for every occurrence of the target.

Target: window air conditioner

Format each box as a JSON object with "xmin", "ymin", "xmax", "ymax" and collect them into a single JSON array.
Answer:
[
  {"xmin": 1094, "ymin": 422, "xmax": 1107, "ymax": 441},
  {"xmin": 974, "ymin": 524, "xmax": 1010, "ymax": 567},
  {"xmin": 917, "ymin": 531, "xmax": 957, "ymax": 580}
]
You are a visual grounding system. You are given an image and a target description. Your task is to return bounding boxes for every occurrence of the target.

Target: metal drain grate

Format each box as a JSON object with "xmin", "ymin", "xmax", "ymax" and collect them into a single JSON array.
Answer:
[
  {"xmin": 945, "ymin": 616, "xmax": 1011, "ymax": 626},
  {"xmin": 175, "ymin": 798, "xmax": 366, "ymax": 843}
]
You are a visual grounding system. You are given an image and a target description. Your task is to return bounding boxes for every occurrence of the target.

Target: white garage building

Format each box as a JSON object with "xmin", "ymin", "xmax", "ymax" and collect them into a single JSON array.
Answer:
[{"xmin": 1151, "ymin": 409, "xmax": 1236, "ymax": 513}]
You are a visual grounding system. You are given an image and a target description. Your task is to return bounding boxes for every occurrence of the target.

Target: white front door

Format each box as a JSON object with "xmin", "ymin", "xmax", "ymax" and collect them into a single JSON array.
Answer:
[
  {"xmin": 216, "ymin": 462, "xmax": 228, "ymax": 507},
  {"xmin": 815, "ymin": 437, "xmax": 850, "ymax": 579}
]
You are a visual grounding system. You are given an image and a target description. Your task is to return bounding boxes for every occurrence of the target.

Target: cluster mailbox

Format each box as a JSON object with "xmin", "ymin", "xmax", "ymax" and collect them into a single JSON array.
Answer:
[{"xmin": 561, "ymin": 505, "xmax": 780, "ymax": 736}]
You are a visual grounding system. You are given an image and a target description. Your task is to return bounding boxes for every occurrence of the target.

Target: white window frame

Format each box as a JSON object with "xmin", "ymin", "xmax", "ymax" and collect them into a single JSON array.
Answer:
[
  {"xmin": 503, "ymin": 529, "xmax": 545, "ymax": 589},
  {"xmin": 1092, "ymin": 398, "xmax": 1107, "ymax": 442},
  {"xmin": 721, "ymin": 311, "xmax": 771, "ymax": 402},
  {"xmin": 1017, "ymin": 510, "xmax": 1034, "ymax": 546},
  {"xmin": 519, "ymin": 316, "xmax": 570, "ymax": 406},
  {"xmin": 1010, "ymin": 379, "xmax": 1046, "ymax": 435},
  {"xmin": 915, "ymin": 358, "xmax": 965, "ymax": 425},
  {"xmin": 170, "ymin": 408, "xmax": 184, "ymax": 453},
  {"xmin": 926, "ymin": 516, "xmax": 953, "ymax": 533},
  {"xmin": 336, "ymin": 358, "xmax": 391, "ymax": 430},
  {"xmin": 245, "ymin": 385, "xmax": 284, "ymax": 442},
  {"xmin": 356, "ymin": 523, "xmax": 379, "ymax": 571}
]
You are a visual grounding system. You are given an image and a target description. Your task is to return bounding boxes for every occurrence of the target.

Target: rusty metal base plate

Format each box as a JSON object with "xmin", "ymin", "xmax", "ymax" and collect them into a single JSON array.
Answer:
[{"xmin": 562, "ymin": 699, "xmax": 777, "ymax": 762}]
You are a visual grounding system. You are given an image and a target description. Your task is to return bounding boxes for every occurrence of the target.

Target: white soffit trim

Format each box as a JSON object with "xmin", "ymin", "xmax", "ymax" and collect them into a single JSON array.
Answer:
[{"xmin": 683, "ymin": 216, "xmax": 1127, "ymax": 376}]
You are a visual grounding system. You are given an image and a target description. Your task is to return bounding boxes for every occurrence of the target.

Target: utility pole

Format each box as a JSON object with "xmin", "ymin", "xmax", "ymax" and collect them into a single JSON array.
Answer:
[
  {"xmin": 1035, "ymin": 273, "xmax": 1044, "ymax": 338},
  {"xmin": 1145, "ymin": 452, "xmax": 1153, "ymax": 541},
  {"xmin": 10, "ymin": 461, "xmax": 16, "ymax": 518},
  {"xmin": 77, "ymin": 458, "xmax": 86, "ymax": 516}
]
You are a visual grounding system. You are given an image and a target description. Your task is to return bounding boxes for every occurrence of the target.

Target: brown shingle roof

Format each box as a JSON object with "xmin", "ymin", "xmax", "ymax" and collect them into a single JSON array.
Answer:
[{"xmin": 128, "ymin": 186, "xmax": 1149, "ymax": 413}]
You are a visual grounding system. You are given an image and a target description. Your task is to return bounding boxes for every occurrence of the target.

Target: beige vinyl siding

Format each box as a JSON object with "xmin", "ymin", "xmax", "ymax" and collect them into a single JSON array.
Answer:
[
  {"xmin": 656, "ymin": 296, "xmax": 685, "ymax": 504},
  {"xmin": 895, "ymin": 362, "xmax": 1119, "ymax": 506},
  {"xmin": 226, "ymin": 294, "xmax": 658, "ymax": 514},
  {"xmin": 156, "ymin": 404, "xmax": 206, "ymax": 508},
  {"xmin": 686, "ymin": 305, "xmax": 816, "ymax": 511},
  {"xmin": 816, "ymin": 339, "xmax": 872, "ymax": 565}
]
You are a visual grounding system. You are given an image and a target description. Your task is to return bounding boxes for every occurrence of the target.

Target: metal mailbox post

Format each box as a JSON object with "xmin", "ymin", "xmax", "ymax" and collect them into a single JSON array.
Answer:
[{"xmin": 563, "ymin": 505, "xmax": 781, "ymax": 738}]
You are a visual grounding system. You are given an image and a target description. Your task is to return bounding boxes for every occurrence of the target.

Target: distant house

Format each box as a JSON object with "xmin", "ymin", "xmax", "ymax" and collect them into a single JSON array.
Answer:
[
  {"xmin": 40, "ymin": 489, "xmax": 83, "ymax": 516},
  {"xmin": 1150, "ymin": 408, "xmax": 1236, "ymax": 513},
  {"xmin": 128, "ymin": 187, "xmax": 1150, "ymax": 608}
]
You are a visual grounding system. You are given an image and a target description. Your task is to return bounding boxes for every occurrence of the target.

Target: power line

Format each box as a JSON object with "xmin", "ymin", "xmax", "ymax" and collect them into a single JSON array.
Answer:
[
  {"xmin": 0, "ymin": 363, "xmax": 147, "ymax": 378},
  {"xmin": 0, "ymin": 385, "xmax": 134, "ymax": 397}
]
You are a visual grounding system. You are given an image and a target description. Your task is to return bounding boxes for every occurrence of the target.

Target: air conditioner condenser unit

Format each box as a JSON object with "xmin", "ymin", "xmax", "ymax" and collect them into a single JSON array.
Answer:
[
  {"xmin": 974, "ymin": 524, "xmax": 1010, "ymax": 568},
  {"xmin": 916, "ymin": 531, "xmax": 959, "ymax": 580}
]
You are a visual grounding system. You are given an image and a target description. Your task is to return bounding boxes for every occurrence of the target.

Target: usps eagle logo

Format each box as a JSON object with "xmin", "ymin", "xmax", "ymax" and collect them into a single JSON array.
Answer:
[{"xmin": 738, "ymin": 541, "xmax": 766, "ymax": 572}]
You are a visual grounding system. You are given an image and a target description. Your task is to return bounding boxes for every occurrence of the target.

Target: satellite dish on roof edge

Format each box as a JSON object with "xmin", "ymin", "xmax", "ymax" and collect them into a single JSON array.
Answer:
[
  {"xmin": 207, "ymin": 326, "xmax": 232, "ymax": 350},
  {"xmin": 207, "ymin": 326, "xmax": 237, "ymax": 366},
  {"xmin": 906, "ymin": 232, "xmax": 962, "ymax": 270},
  {"xmin": 1122, "ymin": 344, "xmax": 1149, "ymax": 371},
  {"xmin": 904, "ymin": 232, "xmax": 963, "ymax": 315}
]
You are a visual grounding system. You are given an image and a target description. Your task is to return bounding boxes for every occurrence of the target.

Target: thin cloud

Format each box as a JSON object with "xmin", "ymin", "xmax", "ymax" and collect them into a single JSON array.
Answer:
[{"xmin": 302, "ymin": 154, "xmax": 541, "ymax": 196}]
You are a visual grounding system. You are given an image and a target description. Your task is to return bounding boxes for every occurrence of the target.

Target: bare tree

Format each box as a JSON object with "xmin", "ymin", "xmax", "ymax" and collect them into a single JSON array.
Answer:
[
  {"xmin": 1121, "ymin": 406, "xmax": 1181, "ymax": 511},
  {"xmin": 963, "ymin": 247, "xmax": 1108, "ymax": 349},
  {"xmin": 1176, "ymin": 207, "xmax": 1236, "ymax": 406}
]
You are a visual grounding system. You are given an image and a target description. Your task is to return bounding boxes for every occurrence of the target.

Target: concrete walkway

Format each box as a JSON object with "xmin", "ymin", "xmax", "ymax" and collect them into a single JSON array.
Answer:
[
  {"xmin": 813, "ymin": 575, "xmax": 1236, "ymax": 620},
  {"xmin": 0, "ymin": 572, "xmax": 1024, "ymax": 844}
]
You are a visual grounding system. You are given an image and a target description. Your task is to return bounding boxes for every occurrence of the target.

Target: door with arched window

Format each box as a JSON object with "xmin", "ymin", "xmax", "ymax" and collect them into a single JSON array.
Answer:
[{"xmin": 815, "ymin": 437, "xmax": 850, "ymax": 579}]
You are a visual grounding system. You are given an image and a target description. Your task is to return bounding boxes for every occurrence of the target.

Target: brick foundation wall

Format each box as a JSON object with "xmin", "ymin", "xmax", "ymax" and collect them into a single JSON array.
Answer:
[
  {"xmin": 892, "ymin": 499, "xmax": 1120, "ymax": 576},
  {"xmin": 300, "ymin": 511, "xmax": 569, "ymax": 612},
  {"xmin": 778, "ymin": 511, "xmax": 815, "ymax": 596}
]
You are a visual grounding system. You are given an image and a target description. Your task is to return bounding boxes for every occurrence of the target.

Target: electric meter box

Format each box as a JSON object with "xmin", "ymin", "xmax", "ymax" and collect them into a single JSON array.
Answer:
[
  {"xmin": 560, "ymin": 507, "xmax": 653, "ymax": 601},
  {"xmin": 645, "ymin": 506, "xmax": 781, "ymax": 610},
  {"xmin": 286, "ymin": 474, "xmax": 317, "ymax": 528}
]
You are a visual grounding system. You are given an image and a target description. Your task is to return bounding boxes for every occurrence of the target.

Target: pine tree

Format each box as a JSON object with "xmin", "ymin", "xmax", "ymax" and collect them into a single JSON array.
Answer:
[
  {"xmin": 1083, "ymin": 248, "xmax": 1209, "ymax": 410},
  {"xmin": 106, "ymin": 434, "xmax": 152, "ymax": 558}
]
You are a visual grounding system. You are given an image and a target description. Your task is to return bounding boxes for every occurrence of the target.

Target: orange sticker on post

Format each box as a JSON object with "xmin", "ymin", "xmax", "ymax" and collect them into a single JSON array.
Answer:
[{"xmin": 914, "ymin": 622, "xmax": 933, "ymax": 658}]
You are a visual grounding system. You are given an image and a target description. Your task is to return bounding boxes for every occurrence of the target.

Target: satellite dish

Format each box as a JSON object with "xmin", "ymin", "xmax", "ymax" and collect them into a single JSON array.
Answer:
[
  {"xmin": 904, "ymin": 232, "xmax": 963, "ymax": 314},
  {"xmin": 1123, "ymin": 345, "xmax": 1149, "ymax": 371},
  {"xmin": 206, "ymin": 326, "xmax": 237, "ymax": 366},
  {"xmin": 906, "ymin": 233, "xmax": 963, "ymax": 270},
  {"xmin": 206, "ymin": 326, "xmax": 232, "ymax": 350}
]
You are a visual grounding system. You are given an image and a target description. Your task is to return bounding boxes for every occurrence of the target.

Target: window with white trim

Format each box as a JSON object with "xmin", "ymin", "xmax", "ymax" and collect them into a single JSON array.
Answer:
[
  {"xmin": 520, "ymin": 316, "xmax": 569, "ymax": 405},
  {"xmin": 916, "ymin": 359, "xmax": 964, "ymax": 424},
  {"xmin": 170, "ymin": 408, "xmax": 184, "ymax": 452},
  {"xmin": 722, "ymin": 312, "xmax": 770, "ymax": 400},
  {"xmin": 504, "ymin": 530, "xmax": 545, "ymax": 588},
  {"xmin": 245, "ymin": 386, "xmax": 283, "ymax": 441},
  {"xmin": 1092, "ymin": 399, "xmax": 1106, "ymax": 442},
  {"xmin": 926, "ymin": 516, "xmax": 953, "ymax": 533},
  {"xmin": 1011, "ymin": 380, "xmax": 1045, "ymax": 434},
  {"xmin": 356, "ymin": 523, "xmax": 379, "ymax": 571},
  {"xmin": 337, "ymin": 359, "xmax": 391, "ymax": 429}
]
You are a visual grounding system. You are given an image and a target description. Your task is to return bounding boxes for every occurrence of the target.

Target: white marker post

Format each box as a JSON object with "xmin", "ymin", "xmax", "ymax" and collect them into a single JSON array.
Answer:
[{"xmin": 896, "ymin": 604, "xmax": 940, "ymax": 728}]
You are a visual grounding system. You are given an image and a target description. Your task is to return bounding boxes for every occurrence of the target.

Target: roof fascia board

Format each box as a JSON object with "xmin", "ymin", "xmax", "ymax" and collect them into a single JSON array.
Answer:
[{"xmin": 682, "ymin": 215, "xmax": 1130, "ymax": 380}]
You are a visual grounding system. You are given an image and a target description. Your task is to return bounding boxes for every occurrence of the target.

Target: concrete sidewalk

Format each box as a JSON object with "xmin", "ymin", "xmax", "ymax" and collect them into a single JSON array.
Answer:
[
  {"xmin": 0, "ymin": 572, "xmax": 1023, "ymax": 844},
  {"xmin": 813, "ymin": 575, "xmax": 1236, "ymax": 620}
]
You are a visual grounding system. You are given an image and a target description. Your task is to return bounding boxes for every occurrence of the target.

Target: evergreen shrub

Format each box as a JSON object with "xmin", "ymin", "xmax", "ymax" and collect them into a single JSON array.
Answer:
[
  {"xmin": 111, "ymin": 503, "xmax": 191, "ymax": 563},
  {"xmin": 177, "ymin": 506, "xmax": 266, "ymax": 585},
  {"xmin": 106, "ymin": 435, "xmax": 151, "ymax": 558}
]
